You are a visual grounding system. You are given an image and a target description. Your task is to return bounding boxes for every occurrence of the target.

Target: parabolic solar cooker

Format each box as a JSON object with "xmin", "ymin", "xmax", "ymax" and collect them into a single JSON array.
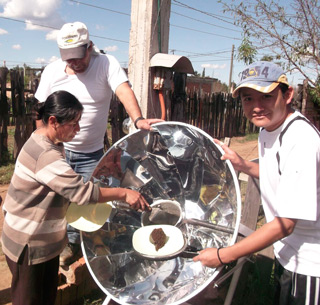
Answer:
[{"xmin": 75, "ymin": 122, "xmax": 242, "ymax": 305}]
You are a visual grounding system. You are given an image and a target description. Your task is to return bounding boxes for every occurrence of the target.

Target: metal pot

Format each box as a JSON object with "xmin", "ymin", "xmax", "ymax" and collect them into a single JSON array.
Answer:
[{"xmin": 141, "ymin": 199, "xmax": 235, "ymax": 235}]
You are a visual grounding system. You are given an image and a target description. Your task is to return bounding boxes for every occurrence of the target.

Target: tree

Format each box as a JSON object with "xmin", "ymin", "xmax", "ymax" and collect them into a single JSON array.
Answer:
[
  {"xmin": 222, "ymin": 0, "xmax": 320, "ymax": 97},
  {"xmin": 237, "ymin": 37, "xmax": 257, "ymax": 65},
  {"xmin": 260, "ymin": 55, "xmax": 274, "ymax": 62}
]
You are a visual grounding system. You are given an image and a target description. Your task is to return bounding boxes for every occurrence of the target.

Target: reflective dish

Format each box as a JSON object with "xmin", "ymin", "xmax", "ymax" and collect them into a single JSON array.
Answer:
[{"xmin": 81, "ymin": 122, "xmax": 241, "ymax": 305}]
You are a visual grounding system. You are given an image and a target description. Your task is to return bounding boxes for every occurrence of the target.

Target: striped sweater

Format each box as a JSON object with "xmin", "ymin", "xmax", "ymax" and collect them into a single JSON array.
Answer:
[{"xmin": 1, "ymin": 132, "xmax": 100, "ymax": 265}]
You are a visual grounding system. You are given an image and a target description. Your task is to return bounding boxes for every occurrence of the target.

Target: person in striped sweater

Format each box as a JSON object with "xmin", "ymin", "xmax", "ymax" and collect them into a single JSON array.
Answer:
[{"xmin": 1, "ymin": 90, "xmax": 149, "ymax": 305}]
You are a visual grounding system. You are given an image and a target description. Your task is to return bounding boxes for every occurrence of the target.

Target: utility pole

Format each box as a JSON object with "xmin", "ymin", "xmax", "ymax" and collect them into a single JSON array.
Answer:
[
  {"xmin": 228, "ymin": 44, "xmax": 234, "ymax": 93},
  {"xmin": 128, "ymin": 0, "xmax": 171, "ymax": 120}
]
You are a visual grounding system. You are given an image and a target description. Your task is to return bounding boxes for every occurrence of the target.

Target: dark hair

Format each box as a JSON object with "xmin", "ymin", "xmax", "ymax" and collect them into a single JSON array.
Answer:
[
  {"xmin": 278, "ymin": 83, "xmax": 289, "ymax": 94},
  {"xmin": 36, "ymin": 91, "xmax": 83, "ymax": 125}
]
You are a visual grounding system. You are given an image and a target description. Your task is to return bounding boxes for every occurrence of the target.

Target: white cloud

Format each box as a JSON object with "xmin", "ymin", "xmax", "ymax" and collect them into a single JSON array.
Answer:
[
  {"xmin": 95, "ymin": 24, "xmax": 104, "ymax": 31},
  {"xmin": 0, "ymin": 0, "xmax": 64, "ymax": 30},
  {"xmin": 25, "ymin": 20, "xmax": 45, "ymax": 31},
  {"xmin": 1, "ymin": 0, "xmax": 60, "ymax": 18},
  {"xmin": 0, "ymin": 28, "xmax": 8, "ymax": 34},
  {"xmin": 35, "ymin": 57, "xmax": 46, "ymax": 64},
  {"xmin": 49, "ymin": 55, "xmax": 58, "ymax": 63},
  {"xmin": 12, "ymin": 44, "xmax": 21, "ymax": 50},
  {"xmin": 46, "ymin": 29, "xmax": 59, "ymax": 41},
  {"xmin": 34, "ymin": 55, "xmax": 58, "ymax": 65},
  {"xmin": 201, "ymin": 64, "xmax": 227, "ymax": 70},
  {"xmin": 104, "ymin": 45, "xmax": 118, "ymax": 53}
]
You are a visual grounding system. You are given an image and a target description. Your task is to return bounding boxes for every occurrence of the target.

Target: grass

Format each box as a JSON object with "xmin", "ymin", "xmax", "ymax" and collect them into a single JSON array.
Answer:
[
  {"xmin": 0, "ymin": 126, "xmax": 15, "ymax": 185},
  {"xmin": 237, "ymin": 132, "xmax": 259, "ymax": 142},
  {"xmin": 0, "ymin": 162, "xmax": 15, "ymax": 184},
  {"xmin": 82, "ymin": 290, "xmax": 105, "ymax": 305}
]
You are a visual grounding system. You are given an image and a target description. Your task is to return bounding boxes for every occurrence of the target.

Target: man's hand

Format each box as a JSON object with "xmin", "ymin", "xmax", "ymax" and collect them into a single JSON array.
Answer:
[
  {"xmin": 214, "ymin": 139, "xmax": 259, "ymax": 178},
  {"xmin": 123, "ymin": 189, "xmax": 151, "ymax": 211},
  {"xmin": 214, "ymin": 139, "xmax": 245, "ymax": 171},
  {"xmin": 193, "ymin": 248, "xmax": 224, "ymax": 268},
  {"xmin": 135, "ymin": 118, "xmax": 163, "ymax": 130}
]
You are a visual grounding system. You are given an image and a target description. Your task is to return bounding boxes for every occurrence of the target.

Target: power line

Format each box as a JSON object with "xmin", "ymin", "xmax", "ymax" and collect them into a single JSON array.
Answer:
[
  {"xmin": 1, "ymin": 58, "xmax": 129, "ymax": 68},
  {"xmin": 171, "ymin": 24, "xmax": 241, "ymax": 41},
  {"xmin": 171, "ymin": 11, "xmax": 242, "ymax": 33},
  {"xmin": 0, "ymin": 16, "xmax": 129, "ymax": 44},
  {"xmin": 186, "ymin": 50, "xmax": 233, "ymax": 59},
  {"xmin": 0, "ymin": 16, "xmax": 58, "ymax": 31},
  {"xmin": 169, "ymin": 48, "xmax": 231, "ymax": 56},
  {"xmin": 68, "ymin": 0, "xmax": 130, "ymax": 16},
  {"xmin": 0, "ymin": 2, "xmax": 242, "ymax": 69},
  {"xmin": 191, "ymin": 58, "xmax": 231, "ymax": 63},
  {"xmin": 172, "ymin": 0, "xmax": 236, "ymax": 25},
  {"xmin": 0, "ymin": 59, "xmax": 48, "ymax": 67}
]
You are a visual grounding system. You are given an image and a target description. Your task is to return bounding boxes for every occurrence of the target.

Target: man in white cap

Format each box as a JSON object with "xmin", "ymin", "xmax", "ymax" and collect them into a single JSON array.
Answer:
[
  {"xmin": 193, "ymin": 61, "xmax": 320, "ymax": 305},
  {"xmin": 35, "ymin": 22, "xmax": 162, "ymax": 266}
]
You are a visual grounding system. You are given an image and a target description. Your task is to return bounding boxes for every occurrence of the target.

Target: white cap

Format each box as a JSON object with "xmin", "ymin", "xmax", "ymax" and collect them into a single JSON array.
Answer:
[{"xmin": 57, "ymin": 22, "xmax": 90, "ymax": 61}]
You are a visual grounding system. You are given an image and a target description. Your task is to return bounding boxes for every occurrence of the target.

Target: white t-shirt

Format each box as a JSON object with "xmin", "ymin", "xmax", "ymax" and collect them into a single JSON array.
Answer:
[
  {"xmin": 35, "ymin": 53, "xmax": 128, "ymax": 153},
  {"xmin": 259, "ymin": 111, "xmax": 320, "ymax": 277}
]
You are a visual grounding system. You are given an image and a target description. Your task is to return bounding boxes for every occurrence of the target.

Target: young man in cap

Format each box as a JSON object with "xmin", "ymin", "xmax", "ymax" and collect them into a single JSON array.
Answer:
[
  {"xmin": 193, "ymin": 61, "xmax": 320, "ymax": 304},
  {"xmin": 35, "ymin": 22, "xmax": 162, "ymax": 266}
]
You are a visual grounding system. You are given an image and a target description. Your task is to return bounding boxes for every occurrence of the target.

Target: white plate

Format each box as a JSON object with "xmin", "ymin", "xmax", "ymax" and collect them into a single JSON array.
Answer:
[
  {"xmin": 66, "ymin": 202, "xmax": 112, "ymax": 232},
  {"xmin": 132, "ymin": 225, "xmax": 186, "ymax": 259}
]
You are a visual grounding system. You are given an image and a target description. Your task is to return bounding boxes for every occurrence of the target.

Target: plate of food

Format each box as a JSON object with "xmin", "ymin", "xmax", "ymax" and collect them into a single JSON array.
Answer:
[{"xmin": 132, "ymin": 224, "xmax": 189, "ymax": 260}]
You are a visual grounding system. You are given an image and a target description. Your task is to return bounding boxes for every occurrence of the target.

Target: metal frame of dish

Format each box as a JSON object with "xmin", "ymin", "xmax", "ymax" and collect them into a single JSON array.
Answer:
[{"xmin": 80, "ymin": 122, "xmax": 242, "ymax": 305}]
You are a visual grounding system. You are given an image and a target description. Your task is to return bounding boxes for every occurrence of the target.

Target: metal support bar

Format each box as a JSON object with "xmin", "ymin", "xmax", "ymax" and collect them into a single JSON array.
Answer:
[
  {"xmin": 238, "ymin": 223, "xmax": 254, "ymax": 237},
  {"xmin": 102, "ymin": 295, "xmax": 111, "ymax": 305},
  {"xmin": 212, "ymin": 256, "xmax": 254, "ymax": 288}
]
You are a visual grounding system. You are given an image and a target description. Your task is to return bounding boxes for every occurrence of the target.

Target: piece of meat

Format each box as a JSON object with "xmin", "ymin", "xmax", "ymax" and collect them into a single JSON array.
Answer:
[{"xmin": 150, "ymin": 228, "xmax": 168, "ymax": 251}]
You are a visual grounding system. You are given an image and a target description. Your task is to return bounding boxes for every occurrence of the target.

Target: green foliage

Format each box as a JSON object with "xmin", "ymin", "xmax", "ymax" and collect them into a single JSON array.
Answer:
[
  {"xmin": 222, "ymin": 0, "xmax": 320, "ymax": 88},
  {"xmin": 237, "ymin": 37, "xmax": 257, "ymax": 65},
  {"xmin": 0, "ymin": 127, "xmax": 15, "ymax": 184},
  {"xmin": 260, "ymin": 55, "xmax": 274, "ymax": 62},
  {"xmin": 309, "ymin": 88, "xmax": 320, "ymax": 107},
  {"xmin": 0, "ymin": 162, "xmax": 15, "ymax": 184},
  {"xmin": 220, "ymin": 82, "xmax": 229, "ymax": 92},
  {"xmin": 82, "ymin": 289, "xmax": 104, "ymax": 304},
  {"xmin": 243, "ymin": 132, "xmax": 259, "ymax": 142},
  {"xmin": 308, "ymin": 76, "xmax": 320, "ymax": 107}
]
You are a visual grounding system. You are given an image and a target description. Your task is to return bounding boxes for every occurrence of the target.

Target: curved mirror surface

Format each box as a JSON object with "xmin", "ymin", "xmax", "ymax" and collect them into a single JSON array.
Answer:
[{"xmin": 81, "ymin": 122, "xmax": 241, "ymax": 305}]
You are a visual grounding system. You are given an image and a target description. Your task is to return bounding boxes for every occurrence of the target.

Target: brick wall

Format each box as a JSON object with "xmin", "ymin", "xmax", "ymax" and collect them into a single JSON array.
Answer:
[{"xmin": 55, "ymin": 257, "xmax": 102, "ymax": 305}]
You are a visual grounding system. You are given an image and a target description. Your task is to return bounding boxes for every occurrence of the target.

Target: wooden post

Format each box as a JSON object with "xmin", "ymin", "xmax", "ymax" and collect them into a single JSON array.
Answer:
[
  {"xmin": 128, "ymin": 0, "xmax": 171, "ymax": 127},
  {"xmin": 228, "ymin": 45, "xmax": 234, "ymax": 93},
  {"xmin": 224, "ymin": 172, "xmax": 261, "ymax": 305},
  {"xmin": 225, "ymin": 159, "xmax": 275, "ymax": 305},
  {"xmin": 0, "ymin": 67, "xmax": 9, "ymax": 160},
  {"xmin": 301, "ymin": 79, "xmax": 308, "ymax": 116}
]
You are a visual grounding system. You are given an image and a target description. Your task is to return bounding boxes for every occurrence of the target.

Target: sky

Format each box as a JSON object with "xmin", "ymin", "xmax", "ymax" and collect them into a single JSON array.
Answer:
[{"xmin": 0, "ymin": 0, "xmax": 303, "ymax": 86}]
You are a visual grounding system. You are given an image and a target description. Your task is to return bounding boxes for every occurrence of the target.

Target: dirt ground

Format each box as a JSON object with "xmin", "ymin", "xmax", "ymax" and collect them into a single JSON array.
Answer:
[{"xmin": 0, "ymin": 136, "xmax": 259, "ymax": 305}]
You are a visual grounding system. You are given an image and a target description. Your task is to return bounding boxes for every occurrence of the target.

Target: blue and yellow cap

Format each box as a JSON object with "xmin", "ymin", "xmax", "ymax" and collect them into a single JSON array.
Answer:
[{"xmin": 232, "ymin": 61, "xmax": 289, "ymax": 98}]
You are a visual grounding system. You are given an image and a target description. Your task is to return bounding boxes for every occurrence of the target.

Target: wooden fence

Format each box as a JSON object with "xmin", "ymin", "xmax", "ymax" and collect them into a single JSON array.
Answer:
[
  {"xmin": 171, "ymin": 90, "xmax": 258, "ymax": 139},
  {"xmin": 1, "ymin": 66, "xmax": 318, "ymax": 162}
]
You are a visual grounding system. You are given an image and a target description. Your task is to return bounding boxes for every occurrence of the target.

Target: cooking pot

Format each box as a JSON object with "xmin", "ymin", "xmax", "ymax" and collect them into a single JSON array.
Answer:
[{"xmin": 141, "ymin": 199, "xmax": 235, "ymax": 235}]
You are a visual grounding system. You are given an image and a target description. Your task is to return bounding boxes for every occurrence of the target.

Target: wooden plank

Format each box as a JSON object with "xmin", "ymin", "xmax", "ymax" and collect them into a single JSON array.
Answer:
[
  {"xmin": 224, "ymin": 174, "xmax": 262, "ymax": 305},
  {"xmin": 225, "ymin": 157, "xmax": 275, "ymax": 304},
  {"xmin": 241, "ymin": 175, "xmax": 261, "ymax": 231}
]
